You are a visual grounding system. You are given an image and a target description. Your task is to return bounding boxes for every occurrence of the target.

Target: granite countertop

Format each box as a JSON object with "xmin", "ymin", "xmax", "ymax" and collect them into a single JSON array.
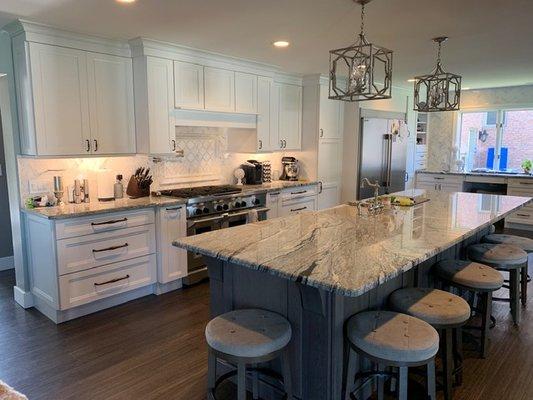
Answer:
[
  {"xmin": 22, "ymin": 196, "xmax": 186, "ymax": 220},
  {"xmin": 22, "ymin": 181, "xmax": 320, "ymax": 220},
  {"xmin": 174, "ymin": 191, "xmax": 532, "ymax": 297},
  {"xmin": 418, "ymin": 170, "xmax": 533, "ymax": 179}
]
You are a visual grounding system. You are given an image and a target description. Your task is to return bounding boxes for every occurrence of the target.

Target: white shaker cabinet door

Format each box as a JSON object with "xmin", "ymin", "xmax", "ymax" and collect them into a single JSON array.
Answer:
[
  {"xmin": 279, "ymin": 83, "xmax": 302, "ymax": 150},
  {"xmin": 257, "ymin": 76, "xmax": 272, "ymax": 152},
  {"xmin": 204, "ymin": 67, "xmax": 235, "ymax": 112},
  {"xmin": 318, "ymin": 138, "xmax": 342, "ymax": 182},
  {"xmin": 235, "ymin": 72, "xmax": 257, "ymax": 114},
  {"xmin": 174, "ymin": 61, "xmax": 204, "ymax": 110},
  {"xmin": 318, "ymin": 182, "xmax": 340, "ymax": 210},
  {"xmin": 157, "ymin": 205, "xmax": 188, "ymax": 283},
  {"xmin": 147, "ymin": 57, "xmax": 176, "ymax": 154},
  {"xmin": 86, "ymin": 52, "xmax": 136, "ymax": 154},
  {"xmin": 29, "ymin": 43, "xmax": 91, "ymax": 155}
]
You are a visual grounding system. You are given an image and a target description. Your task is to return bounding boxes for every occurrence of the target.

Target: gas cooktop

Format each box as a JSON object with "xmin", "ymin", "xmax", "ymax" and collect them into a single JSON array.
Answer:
[{"xmin": 157, "ymin": 185, "xmax": 242, "ymax": 199}]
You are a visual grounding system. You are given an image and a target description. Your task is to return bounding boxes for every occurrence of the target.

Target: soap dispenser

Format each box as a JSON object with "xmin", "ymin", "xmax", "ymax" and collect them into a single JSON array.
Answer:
[{"xmin": 114, "ymin": 175, "xmax": 124, "ymax": 199}]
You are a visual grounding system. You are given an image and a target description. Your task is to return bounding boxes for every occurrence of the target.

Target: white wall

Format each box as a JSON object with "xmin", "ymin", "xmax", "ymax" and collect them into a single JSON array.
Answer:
[{"xmin": 427, "ymin": 85, "xmax": 533, "ymax": 170}]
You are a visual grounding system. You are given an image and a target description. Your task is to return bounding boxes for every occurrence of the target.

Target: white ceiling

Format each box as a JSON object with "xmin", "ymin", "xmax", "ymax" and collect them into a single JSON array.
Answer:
[{"xmin": 1, "ymin": 0, "xmax": 532, "ymax": 89}]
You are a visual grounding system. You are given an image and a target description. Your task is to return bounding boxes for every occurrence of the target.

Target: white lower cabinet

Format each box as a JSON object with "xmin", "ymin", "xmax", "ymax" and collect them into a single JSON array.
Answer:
[
  {"xmin": 25, "ymin": 208, "xmax": 158, "ymax": 322},
  {"xmin": 507, "ymin": 179, "xmax": 533, "ymax": 226},
  {"xmin": 280, "ymin": 197, "xmax": 317, "ymax": 217},
  {"xmin": 415, "ymin": 174, "xmax": 464, "ymax": 192},
  {"xmin": 157, "ymin": 205, "xmax": 188, "ymax": 283},
  {"xmin": 59, "ymin": 255, "xmax": 156, "ymax": 310},
  {"xmin": 266, "ymin": 191, "xmax": 281, "ymax": 219},
  {"xmin": 318, "ymin": 182, "xmax": 341, "ymax": 210}
]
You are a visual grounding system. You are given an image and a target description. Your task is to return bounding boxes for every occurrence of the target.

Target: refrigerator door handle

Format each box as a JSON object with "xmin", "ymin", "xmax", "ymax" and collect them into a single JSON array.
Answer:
[{"xmin": 386, "ymin": 134, "xmax": 393, "ymax": 187}]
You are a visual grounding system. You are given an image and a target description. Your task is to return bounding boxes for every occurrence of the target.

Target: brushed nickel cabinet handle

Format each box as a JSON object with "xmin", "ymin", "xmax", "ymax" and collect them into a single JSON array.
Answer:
[
  {"xmin": 318, "ymin": 182, "xmax": 323, "ymax": 194},
  {"xmin": 93, "ymin": 139, "xmax": 98, "ymax": 152},
  {"xmin": 94, "ymin": 274, "xmax": 130, "ymax": 286},
  {"xmin": 290, "ymin": 206, "xmax": 307, "ymax": 212},
  {"xmin": 85, "ymin": 139, "xmax": 91, "ymax": 152},
  {"xmin": 319, "ymin": 128, "xmax": 324, "ymax": 137},
  {"xmin": 171, "ymin": 139, "xmax": 176, "ymax": 151},
  {"xmin": 92, "ymin": 243, "xmax": 129, "ymax": 253},
  {"xmin": 291, "ymin": 190, "xmax": 307, "ymax": 195},
  {"xmin": 519, "ymin": 182, "xmax": 533, "ymax": 185},
  {"xmin": 166, "ymin": 206, "xmax": 183, "ymax": 211},
  {"xmin": 258, "ymin": 139, "xmax": 262, "ymax": 149},
  {"xmin": 433, "ymin": 177, "xmax": 445, "ymax": 180},
  {"xmin": 516, "ymin": 213, "xmax": 531, "ymax": 217},
  {"xmin": 91, "ymin": 217, "xmax": 128, "ymax": 226}
]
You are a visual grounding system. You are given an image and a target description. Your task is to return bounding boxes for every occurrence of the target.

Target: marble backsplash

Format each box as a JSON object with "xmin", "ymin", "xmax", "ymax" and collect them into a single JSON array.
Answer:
[{"xmin": 17, "ymin": 126, "xmax": 298, "ymax": 202}]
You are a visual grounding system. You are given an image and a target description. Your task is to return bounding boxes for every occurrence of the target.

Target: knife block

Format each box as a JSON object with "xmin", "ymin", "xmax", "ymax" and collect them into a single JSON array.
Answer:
[{"xmin": 126, "ymin": 175, "xmax": 150, "ymax": 199}]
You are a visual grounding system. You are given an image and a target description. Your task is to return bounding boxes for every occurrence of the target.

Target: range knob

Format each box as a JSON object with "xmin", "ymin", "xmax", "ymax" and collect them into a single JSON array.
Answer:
[
  {"xmin": 194, "ymin": 208, "xmax": 202, "ymax": 216},
  {"xmin": 223, "ymin": 204, "xmax": 229, "ymax": 210},
  {"xmin": 234, "ymin": 201, "xmax": 241, "ymax": 208},
  {"xmin": 253, "ymin": 198, "xmax": 261, "ymax": 205},
  {"xmin": 240, "ymin": 200, "xmax": 247, "ymax": 207},
  {"xmin": 203, "ymin": 207, "xmax": 209, "ymax": 214},
  {"xmin": 215, "ymin": 204, "xmax": 223, "ymax": 212}
]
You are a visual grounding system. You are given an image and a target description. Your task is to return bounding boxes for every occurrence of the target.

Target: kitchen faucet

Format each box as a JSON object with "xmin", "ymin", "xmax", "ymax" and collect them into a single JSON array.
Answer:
[{"xmin": 361, "ymin": 178, "xmax": 384, "ymax": 213}]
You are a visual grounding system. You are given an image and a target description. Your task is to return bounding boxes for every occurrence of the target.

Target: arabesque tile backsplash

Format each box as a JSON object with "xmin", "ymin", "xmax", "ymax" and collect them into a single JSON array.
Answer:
[{"xmin": 17, "ymin": 126, "xmax": 298, "ymax": 202}]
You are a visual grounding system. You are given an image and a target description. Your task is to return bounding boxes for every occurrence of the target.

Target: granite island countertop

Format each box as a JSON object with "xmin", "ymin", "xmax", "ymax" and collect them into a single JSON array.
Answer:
[
  {"xmin": 174, "ymin": 191, "xmax": 532, "ymax": 297},
  {"xmin": 417, "ymin": 170, "xmax": 533, "ymax": 179},
  {"xmin": 21, "ymin": 180, "xmax": 320, "ymax": 220}
]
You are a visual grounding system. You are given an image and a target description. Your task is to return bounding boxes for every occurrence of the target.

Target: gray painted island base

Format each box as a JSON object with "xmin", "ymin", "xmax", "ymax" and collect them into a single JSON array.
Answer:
[{"xmin": 205, "ymin": 226, "xmax": 490, "ymax": 400}]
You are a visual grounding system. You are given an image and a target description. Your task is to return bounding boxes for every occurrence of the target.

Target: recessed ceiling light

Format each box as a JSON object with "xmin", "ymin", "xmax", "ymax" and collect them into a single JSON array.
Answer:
[
  {"xmin": 407, "ymin": 79, "xmax": 416, "ymax": 82},
  {"xmin": 273, "ymin": 41, "xmax": 290, "ymax": 48},
  {"xmin": 116, "ymin": 0, "xmax": 136, "ymax": 3},
  {"xmin": 463, "ymin": 87, "xmax": 471, "ymax": 90}
]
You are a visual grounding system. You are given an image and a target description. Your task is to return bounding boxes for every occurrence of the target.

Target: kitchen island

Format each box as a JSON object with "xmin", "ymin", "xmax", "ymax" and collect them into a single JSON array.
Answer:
[{"xmin": 174, "ymin": 191, "xmax": 532, "ymax": 400}]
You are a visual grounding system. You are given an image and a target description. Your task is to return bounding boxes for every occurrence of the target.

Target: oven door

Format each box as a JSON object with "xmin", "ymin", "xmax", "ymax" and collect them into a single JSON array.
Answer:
[{"xmin": 186, "ymin": 215, "xmax": 224, "ymax": 276}]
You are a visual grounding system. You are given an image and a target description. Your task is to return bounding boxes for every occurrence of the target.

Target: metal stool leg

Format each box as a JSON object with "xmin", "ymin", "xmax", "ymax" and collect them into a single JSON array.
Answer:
[
  {"xmin": 343, "ymin": 344, "xmax": 358, "ymax": 400},
  {"xmin": 207, "ymin": 349, "xmax": 217, "ymax": 399},
  {"xmin": 237, "ymin": 362, "xmax": 247, "ymax": 400},
  {"xmin": 398, "ymin": 366, "xmax": 408, "ymax": 400},
  {"xmin": 281, "ymin": 350, "xmax": 293, "ymax": 400},
  {"xmin": 442, "ymin": 328, "xmax": 454, "ymax": 400},
  {"xmin": 427, "ymin": 359, "xmax": 436, "ymax": 400},
  {"xmin": 521, "ymin": 263, "xmax": 528, "ymax": 307},
  {"xmin": 252, "ymin": 365, "xmax": 259, "ymax": 400},
  {"xmin": 377, "ymin": 363, "xmax": 385, "ymax": 400},
  {"xmin": 510, "ymin": 269, "xmax": 521, "ymax": 325},
  {"xmin": 453, "ymin": 328, "xmax": 463, "ymax": 387},
  {"xmin": 480, "ymin": 291, "xmax": 492, "ymax": 358}
]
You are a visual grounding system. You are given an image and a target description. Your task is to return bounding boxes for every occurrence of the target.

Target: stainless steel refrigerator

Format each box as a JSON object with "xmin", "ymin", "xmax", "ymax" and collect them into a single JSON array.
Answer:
[{"xmin": 358, "ymin": 117, "xmax": 408, "ymax": 200}]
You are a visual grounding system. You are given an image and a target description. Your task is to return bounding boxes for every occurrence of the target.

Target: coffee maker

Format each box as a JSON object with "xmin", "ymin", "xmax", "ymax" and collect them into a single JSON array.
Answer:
[
  {"xmin": 280, "ymin": 157, "xmax": 300, "ymax": 181},
  {"xmin": 241, "ymin": 160, "xmax": 264, "ymax": 184}
]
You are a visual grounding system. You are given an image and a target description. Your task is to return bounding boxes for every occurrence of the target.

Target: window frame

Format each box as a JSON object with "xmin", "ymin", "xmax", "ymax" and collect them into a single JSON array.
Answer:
[{"xmin": 455, "ymin": 105, "xmax": 533, "ymax": 172}]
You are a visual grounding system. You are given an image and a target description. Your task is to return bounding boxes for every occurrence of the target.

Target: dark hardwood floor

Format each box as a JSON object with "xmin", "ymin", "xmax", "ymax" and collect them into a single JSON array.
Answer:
[{"xmin": 0, "ymin": 228, "xmax": 532, "ymax": 400}]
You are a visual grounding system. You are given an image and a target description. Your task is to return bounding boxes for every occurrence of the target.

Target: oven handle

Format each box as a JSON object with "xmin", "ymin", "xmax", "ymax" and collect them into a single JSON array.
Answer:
[
  {"xmin": 187, "ymin": 215, "xmax": 225, "ymax": 228},
  {"xmin": 221, "ymin": 207, "xmax": 270, "ymax": 218}
]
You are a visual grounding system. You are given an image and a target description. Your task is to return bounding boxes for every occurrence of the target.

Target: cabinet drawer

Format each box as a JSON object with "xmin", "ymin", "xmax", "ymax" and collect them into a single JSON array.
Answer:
[
  {"xmin": 56, "ymin": 209, "xmax": 155, "ymax": 239},
  {"xmin": 507, "ymin": 205, "xmax": 533, "ymax": 225},
  {"xmin": 508, "ymin": 179, "xmax": 533, "ymax": 191},
  {"xmin": 415, "ymin": 160, "xmax": 427, "ymax": 170},
  {"xmin": 59, "ymin": 254, "xmax": 156, "ymax": 310},
  {"xmin": 280, "ymin": 197, "xmax": 317, "ymax": 216},
  {"xmin": 415, "ymin": 152, "xmax": 427, "ymax": 161},
  {"xmin": 57, "ymin": 224, "xmax": 156, "ymax": 275},
  {"xmin": 281, "ymin": 185, "xmax": 318, "ymax": 201},
  {"xmin": 417, "ymin": 174, "xmax": 463, "ymax": 184}
]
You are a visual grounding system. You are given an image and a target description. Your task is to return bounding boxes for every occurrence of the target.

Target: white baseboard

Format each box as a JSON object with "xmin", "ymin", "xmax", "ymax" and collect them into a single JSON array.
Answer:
[
  {"xmin": 0, "ymin": 255, "xmax": 14, "ymax": 271},
  {"xmin": 13, "ymin": 286, "xmax": 34, "ymax": 308}
]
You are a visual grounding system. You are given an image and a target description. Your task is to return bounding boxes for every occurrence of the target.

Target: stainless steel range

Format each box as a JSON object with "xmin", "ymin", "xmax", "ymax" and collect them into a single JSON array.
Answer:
[{"xmin": 158, "ymin": 185, "xmax": 268, "ymax": 285}]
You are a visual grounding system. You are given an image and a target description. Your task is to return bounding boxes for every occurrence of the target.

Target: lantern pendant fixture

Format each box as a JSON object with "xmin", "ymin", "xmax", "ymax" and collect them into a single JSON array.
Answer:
[
  {"xmin": 329, "ymin": 0, "xmax": 393, "ymax": 102},
  {"xmin": 414, "ymin": 37, "xmax": 462, "ymax": 112}
]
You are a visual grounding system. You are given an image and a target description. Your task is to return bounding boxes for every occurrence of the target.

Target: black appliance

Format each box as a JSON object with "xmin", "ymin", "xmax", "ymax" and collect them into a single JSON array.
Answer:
[{"xmin": 241, "ymin": 160, "xmax": 263, "ymax": 185}]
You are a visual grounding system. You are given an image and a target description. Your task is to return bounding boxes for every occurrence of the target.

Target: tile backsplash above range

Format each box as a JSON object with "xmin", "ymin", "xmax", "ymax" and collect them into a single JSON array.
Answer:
[{"xmin": 18, "ymin": 126, "xmax": 300, "ymax": 203}]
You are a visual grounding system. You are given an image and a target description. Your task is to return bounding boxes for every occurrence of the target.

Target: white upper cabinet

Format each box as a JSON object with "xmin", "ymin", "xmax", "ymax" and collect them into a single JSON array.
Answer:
[
  {"xmin": 256, "ymin": 76, "xmax": 272, "ymax": 152},
  {"xmin": 13, "ymin": 37, "xmax": 136, "ymax": 156},
  {"xmin": 145, "ymin": 57, "xmax": 176, "ymax": 154},
  {"xmin": 86, "ymin": 52, "xmax": 135, "ymax": 154},
  {"xmin": 319, "ymin": 84, "xmax": 343, "ymax": 139},
  {"xmin": 235, "ymin": 72, "xmax": 257, "ymax": 114},
  {"xmin": 204, "ymin": 67, "xmax": 235, "ymax": 112},
  {"xmin": 173, "ymin": 61, "xmax": 204, "ymax": 110},
  {"xmin": 28, "ymin": 43, "xmax": 91, "ymax": 156},
  {"xmin": 278, "ymin": 83, "xmax": 302, "ymax": 150}
]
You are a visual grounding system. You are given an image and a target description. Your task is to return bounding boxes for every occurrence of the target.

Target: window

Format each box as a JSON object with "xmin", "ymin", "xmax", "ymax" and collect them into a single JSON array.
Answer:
[{"xmin": 457, "ymin": 108, "xmax": 533, "ymax": 172}]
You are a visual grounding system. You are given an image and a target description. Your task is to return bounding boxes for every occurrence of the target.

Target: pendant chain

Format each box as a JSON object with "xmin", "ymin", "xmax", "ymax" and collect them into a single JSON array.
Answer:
[{"xmin": 360, "ymin": 3, "xmax": 365, "ymax": 38}]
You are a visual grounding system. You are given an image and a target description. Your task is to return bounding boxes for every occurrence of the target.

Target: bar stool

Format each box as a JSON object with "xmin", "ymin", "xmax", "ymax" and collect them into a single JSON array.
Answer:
[
  {"xmin": 434, "ymin": 260, "xmax": 504, "ymax": 358},
  {"xmin": 389, "ymin": 288, "xmax": 470, "ymax": 400},
  {"xmin": 467, "ymin": 243, "xmax": 528, "ymax": 325},
  {"xmin": 343, "ymin": 310, "xmax": 439, "ymax": 400},
  {"xmin": 483, "ymin": 234, "xmax": 533, "ymax": 306},
  {"xmin": 205, "ymin": 309, "xmax": 293, "ymax": 400}
]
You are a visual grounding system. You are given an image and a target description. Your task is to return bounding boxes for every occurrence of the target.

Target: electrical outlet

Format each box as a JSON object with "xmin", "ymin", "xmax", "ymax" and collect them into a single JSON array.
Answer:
[{"xmin": 29, "ymin": 179, "xmax": 52, "ymax": 194}]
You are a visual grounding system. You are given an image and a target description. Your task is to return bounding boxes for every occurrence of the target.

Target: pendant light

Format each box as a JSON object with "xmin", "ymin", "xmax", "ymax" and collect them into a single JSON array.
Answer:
[
  {"xmin": 329, "ymin": 0, "xmax": 393, "ymax": 102},
  {"xmin": 414, "ymin": 37, "xmax": 462, "ymax": 112}
]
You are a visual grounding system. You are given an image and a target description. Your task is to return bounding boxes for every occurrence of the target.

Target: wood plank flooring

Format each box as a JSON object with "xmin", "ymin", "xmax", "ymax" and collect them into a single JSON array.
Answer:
[{"xmin": 0, "ymin": 228, "xmax": 532, "ymax": 400}]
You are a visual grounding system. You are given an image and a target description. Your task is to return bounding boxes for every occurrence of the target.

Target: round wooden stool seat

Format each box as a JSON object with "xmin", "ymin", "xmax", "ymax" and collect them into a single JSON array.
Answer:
[
  {"xmin": 434, "ymin": 260, "xmax": 504, "ymax": 291},
  {"xmin": 389, "ymin": 288, "xmax": 471, "ymax": 327},
  {"xmin": 205, "ymin": 309, "xmax": 292, "ymax": 358},
  {"xmin": 346, "ymin": 310, "xmax": 439, "ymax": 364},
  {"xmin": 483, "ymin": 234, "xmax": 533, "ymax": 253},
  {"xmin": 467, "ymin": 243, "xmax": 527, "ymax": 269}
]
